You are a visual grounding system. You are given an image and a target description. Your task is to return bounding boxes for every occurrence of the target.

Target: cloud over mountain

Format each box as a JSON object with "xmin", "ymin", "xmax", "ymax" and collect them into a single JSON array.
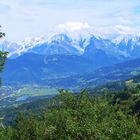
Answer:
[{"xmin": 58, "ymin": 22, "xmax": 90, "ymax": 31}]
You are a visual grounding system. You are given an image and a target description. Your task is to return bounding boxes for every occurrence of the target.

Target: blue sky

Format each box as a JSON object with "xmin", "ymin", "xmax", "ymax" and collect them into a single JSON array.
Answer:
[{"xmin": 0, "ymin": 0, "xmax": 140, "ymax": 42}]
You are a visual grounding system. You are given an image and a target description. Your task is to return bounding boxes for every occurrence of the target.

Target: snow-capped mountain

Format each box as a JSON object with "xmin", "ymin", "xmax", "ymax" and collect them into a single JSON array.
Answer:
[
  {"xmin": 112, "ymin": 35, "xmax": 140, "ymax": 58},
  {"xmin": 1, "ymin": 33, "xmax": 140, "ymax": 59},
  {"xmin": 0, "ymin": 34, "xmax": 85, "ymax": 58},
  {"xmin": 0, "ymin": 38, "xmax": 46, "ymax": 58},
  {"xmin": 27, "ymin": 34, "xmax": 84, "ymax": 56}
]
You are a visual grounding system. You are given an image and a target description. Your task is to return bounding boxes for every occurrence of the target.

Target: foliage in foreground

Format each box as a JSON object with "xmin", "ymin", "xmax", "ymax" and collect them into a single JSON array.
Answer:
[
  {"xmin": 0, "ymin": 26, "xmax": 8, "ymax": 85},
  {"xmin": 0, "ymin": 89, "xmax": 140, "ymax": 140}
]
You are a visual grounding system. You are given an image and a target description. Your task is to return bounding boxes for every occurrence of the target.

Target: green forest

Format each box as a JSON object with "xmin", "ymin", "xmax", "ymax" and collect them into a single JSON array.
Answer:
[{"xmin": 0, "ymin": 87, "xmax": 140, "ymax": 140}]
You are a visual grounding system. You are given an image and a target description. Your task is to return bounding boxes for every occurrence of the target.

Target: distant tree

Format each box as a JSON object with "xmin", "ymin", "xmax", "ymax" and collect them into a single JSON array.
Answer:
[{"xmin": 0, "ymin": 26, "xmax": 8, "ymax": 86}]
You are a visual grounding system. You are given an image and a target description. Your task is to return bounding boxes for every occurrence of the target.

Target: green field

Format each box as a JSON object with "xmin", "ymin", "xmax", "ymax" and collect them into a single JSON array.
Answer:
[{"xmin": 0, "ymin": 85, "xmax": 58, "ymax": 108}]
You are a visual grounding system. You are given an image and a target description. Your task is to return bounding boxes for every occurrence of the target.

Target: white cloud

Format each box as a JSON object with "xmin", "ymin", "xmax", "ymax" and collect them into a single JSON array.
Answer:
[
  {"xmin": 58, "ymin": 22, "xmax": 90, "ymax": 31},
  {"xmin": 115, "ymin": 25, "xmax": 132, "ymax": 34},
  {"xmin": 1, "ymin": 0, "xmax": 140, "ymax": 41},
  {"xmin": 57, "ymin": 22, "xmax": 140, "ymax": 36},
  {"xmin": 94, "ymin": 25, "xmax": 140, "ymax": 35}
]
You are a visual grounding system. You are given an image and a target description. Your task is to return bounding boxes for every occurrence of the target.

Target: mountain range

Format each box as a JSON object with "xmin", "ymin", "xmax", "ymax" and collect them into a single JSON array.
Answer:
[
  {"xmin": 2, "ymin": 33, "xmax": 140, "ymax": 88},
  {"xmin": 1, "ymin": 33, "xmax": 140, "ymax": 59}
]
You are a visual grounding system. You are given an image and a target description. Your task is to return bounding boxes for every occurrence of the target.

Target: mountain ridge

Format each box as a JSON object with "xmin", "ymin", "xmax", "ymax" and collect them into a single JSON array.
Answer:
[
  {"xmin": 1, "ymin": 33, "xmax": 140, "ymax": 59},
  {"xmin": 2, "ymin": 52, "xmax": 140, "ymax": 88}
]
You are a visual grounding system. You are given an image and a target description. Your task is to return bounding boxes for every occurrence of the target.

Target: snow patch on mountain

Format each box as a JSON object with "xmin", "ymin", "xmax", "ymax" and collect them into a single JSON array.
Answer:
[{"xmin": 1, "ymin": 33, "xmax": 140, "ymax": 59}]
